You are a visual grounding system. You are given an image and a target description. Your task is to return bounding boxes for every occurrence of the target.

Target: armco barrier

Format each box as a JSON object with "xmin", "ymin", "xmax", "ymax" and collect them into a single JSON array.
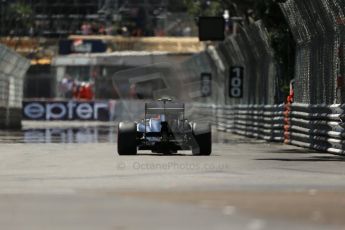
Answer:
[
  {"xmin": 284, "ymin": 103, "xmax": 345, "ymax": 154},
  {"xmin": 195, "ymin": 104, "xmax": 285, "ymax": 142},
  {"xmin": 230, "ymin": 105, "xmax": 284, "ymax": 141},
  {"xmin": 197, "ymin": 102, "xmax": 345, "ymax": 154},
  {"xmin": 191, "ymin": 102, "xmax": 345, "ymax": 154}
]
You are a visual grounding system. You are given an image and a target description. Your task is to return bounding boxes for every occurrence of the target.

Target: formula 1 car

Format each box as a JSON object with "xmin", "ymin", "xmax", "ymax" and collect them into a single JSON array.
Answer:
[{"xmin": 117, "ymin": 98, "xmax": 212, "ymax": 155}]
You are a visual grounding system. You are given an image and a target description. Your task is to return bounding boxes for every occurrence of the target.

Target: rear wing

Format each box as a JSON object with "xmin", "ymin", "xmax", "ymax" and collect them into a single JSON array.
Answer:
[{"xmin": 145, "ymin": 102, "xmax": 185, "ymax": 115}]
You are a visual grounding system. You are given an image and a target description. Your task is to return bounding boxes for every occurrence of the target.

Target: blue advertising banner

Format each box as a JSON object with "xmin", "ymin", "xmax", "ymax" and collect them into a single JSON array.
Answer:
[{"xmin": 23, "ymin": 100, "xmax": 114, "ymax": 121}]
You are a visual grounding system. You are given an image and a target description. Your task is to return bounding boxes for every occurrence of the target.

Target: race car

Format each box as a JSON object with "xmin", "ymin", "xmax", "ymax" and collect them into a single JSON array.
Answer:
[{"xmin": 117, "ymin": 98, "xmax": 212, "ymax": 155}]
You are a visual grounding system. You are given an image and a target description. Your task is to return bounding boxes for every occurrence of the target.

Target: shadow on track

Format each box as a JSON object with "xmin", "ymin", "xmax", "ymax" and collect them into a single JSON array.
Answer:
[
  {"xmin": 256, "ymin": 156, "xmax": 345, "ymax": 162},
  {"xmin": 264, "ymin": 148, "xmax": 319, "ymax": 154}
]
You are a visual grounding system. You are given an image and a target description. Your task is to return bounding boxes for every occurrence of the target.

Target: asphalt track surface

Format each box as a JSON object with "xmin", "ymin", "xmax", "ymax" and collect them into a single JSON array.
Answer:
[{"xmin": 1, "ymin": 122, "xmax": 345, "ymax": 230}]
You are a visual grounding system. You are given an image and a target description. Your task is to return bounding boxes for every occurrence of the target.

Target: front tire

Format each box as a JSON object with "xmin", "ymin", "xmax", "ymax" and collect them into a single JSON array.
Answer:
[
  {"xmin": 192, "ymin": 122, "xmax": 212, "ymax": 156},
  {"xmin": 118, "ymin": 122, "xmax": 137, "ymax": 155}
]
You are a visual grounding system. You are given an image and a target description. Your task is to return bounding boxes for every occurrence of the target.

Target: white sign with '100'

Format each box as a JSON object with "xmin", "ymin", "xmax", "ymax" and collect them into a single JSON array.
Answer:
[{"xmin": 229, "ymin": 66, "xmax": 244, "ymax": 98}]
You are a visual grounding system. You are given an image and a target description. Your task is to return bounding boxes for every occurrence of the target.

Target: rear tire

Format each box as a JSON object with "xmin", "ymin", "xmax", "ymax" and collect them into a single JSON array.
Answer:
[
  {"xmin": 118, "ymin": 122, "xmax": 137, "ymax": 155},
  {"xmin": 192, "ymin": 123, "xmax": 212, "ymax": 156}
]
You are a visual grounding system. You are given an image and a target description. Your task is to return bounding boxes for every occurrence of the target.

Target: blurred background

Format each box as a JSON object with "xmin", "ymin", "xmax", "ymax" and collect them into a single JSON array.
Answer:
[
  {"xmin": 2, "ymin": 2, "xmax": 345, "ymax": 230},
  {"xmin": 0, "ymin": 0, "xmax": 293, "ymax": 102}
]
